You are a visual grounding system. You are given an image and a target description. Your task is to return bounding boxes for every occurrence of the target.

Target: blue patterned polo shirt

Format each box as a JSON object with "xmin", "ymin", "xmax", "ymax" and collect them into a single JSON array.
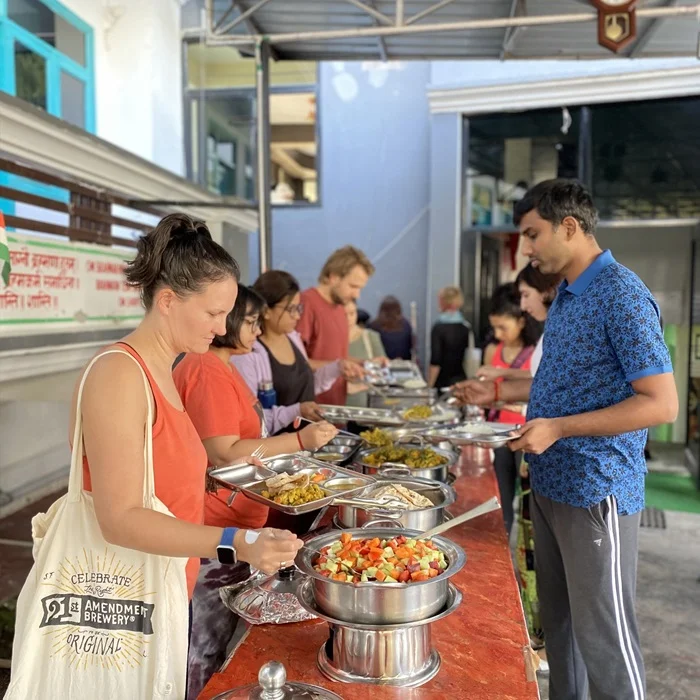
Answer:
[{"xmin": 527, "ymin": 250, "xmax": 673, "ymax": 514}]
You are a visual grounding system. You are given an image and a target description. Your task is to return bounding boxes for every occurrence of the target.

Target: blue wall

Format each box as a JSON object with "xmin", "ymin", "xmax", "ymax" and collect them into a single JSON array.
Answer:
[{"xmin": 271, "ymin": 61, "xmax": 431, "ymax": 365}]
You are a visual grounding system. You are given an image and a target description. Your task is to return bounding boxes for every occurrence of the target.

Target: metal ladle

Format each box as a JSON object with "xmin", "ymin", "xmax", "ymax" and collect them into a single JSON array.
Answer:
[{"xmin": 420, "ymin": 496, "xmax": 501, "ymax": 538}]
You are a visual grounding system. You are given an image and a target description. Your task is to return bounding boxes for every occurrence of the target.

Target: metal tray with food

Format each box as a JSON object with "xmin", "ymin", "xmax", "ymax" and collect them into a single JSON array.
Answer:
[
  {"xmin": 210, "ymin": 457, "xmax": 376, "ymax": 515},
  {"xmin": 312, "ymin": 433, "xmax": 364, "ymax": 465},
  {"xmin": 364, "ymin": 360, "xmax": 425, "ymax": 387},
  {"xmin": 318, "ymin": 404, "xmax": 405, "ymax": 427},
  {"xmin": 203, "ymin": 462, "xmax": 279, "ymax": 488},
  {"xmin": 419, "ymin": 422, "xmax": 520, "ymax": 448},
  {"xmin": 368, "ymin": 386, "xmax": 437, "ymax": 411},
  {"xmin": 400, "ymin": 403, "xmax": 461, "ymax": 425}
]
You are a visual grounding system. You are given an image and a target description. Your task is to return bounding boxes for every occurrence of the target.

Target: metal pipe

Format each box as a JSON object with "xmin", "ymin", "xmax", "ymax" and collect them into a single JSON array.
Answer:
[
  {"xmin": 396, "ymin": 0, "xmax": 404, "ymax": 26},
  {"xmin": 206, "ymin": 4, "xmax": 700, "ymax": 45},
  {"xmin": 255, "ymin": 40, "xmax": 272, "ymax": 273},
  {"xmin": 217, "ymin": 0, "xmax": 274, "ymax": 36},
  {"xmin": 405, "ymin": 0, "xmax": 459, "ymax": 27},
  {"xmin": 213, "ymin": 1, "xmax": 237, "ymax": 32},
  {"xmin": 204, "ymin": 0, "xmax": 215, "ymax": 34},
  {"xmin": 344, "ymin": 0, "xmax": 393, "ymax": 25}
]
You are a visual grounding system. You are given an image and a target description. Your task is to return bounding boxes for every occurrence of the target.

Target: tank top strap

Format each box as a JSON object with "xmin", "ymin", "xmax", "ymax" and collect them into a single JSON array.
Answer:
[{"xmin": 112, "ymin": 341, "xmax": 174, "ymax": 431}]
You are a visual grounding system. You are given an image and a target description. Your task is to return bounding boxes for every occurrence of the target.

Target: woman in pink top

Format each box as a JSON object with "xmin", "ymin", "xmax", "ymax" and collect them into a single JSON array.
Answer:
[{"xmin": 233, "ymin": 270, "xmax": 355, "ymax": 429}]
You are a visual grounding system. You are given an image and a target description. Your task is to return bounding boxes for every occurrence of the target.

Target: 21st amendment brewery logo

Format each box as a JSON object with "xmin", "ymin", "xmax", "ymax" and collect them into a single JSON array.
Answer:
[{"xmin": 40, "ymin": 548, "xmax": 156, "ymax": 669}]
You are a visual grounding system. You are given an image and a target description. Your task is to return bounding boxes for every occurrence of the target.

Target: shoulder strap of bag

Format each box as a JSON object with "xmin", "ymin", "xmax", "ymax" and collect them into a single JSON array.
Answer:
[
  {"xmin": 361, "ymin": 329, "xmax": 373, "ymax": 359},
  {"xmin": 67, "ymin": 349, "xmax": 156, "ymax": 507}
]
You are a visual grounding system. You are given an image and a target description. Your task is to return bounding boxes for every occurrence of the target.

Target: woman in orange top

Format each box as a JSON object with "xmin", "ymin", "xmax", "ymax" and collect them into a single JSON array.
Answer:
[
  {"xmin": 173, "ymin": 284, "xmax": 337, "ymax": 697},
  {"xmin": 70, "ymin": 213, "xmax": 304, "ymax": 697},
  {"xmin": 479, "ymin": 283, "xmax": 541, "ymax": 536}
]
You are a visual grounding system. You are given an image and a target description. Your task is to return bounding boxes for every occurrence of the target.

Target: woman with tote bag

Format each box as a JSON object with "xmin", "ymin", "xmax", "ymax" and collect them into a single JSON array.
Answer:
[{"xmin": 6, "ymin": 214, "xmax": 303, "ymax": 700}]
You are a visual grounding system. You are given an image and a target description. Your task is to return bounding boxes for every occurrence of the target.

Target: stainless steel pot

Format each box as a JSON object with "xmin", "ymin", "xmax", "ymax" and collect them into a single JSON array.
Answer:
[
  {"xmin": 354, "ymin": 445, "xmax": 456, "ymax": 482},
  {"xmin": 336, "ymin": 476, "xmax": 456, "ymax": 531},
  {"xmin": 294, "ymin": 527, "xmax": 466, "ymax": 625}
]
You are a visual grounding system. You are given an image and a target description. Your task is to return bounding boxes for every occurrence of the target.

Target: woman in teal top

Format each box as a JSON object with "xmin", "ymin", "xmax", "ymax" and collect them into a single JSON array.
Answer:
[{"xmin": 345, "ymin": 300, "xmax": 387, "ymax": 407}]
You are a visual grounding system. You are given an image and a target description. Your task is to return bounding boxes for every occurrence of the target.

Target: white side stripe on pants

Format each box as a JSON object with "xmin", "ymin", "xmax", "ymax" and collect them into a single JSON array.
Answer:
[{"xmin": 606, "ymin": 495, "xmax": 644, "ymax": 700}]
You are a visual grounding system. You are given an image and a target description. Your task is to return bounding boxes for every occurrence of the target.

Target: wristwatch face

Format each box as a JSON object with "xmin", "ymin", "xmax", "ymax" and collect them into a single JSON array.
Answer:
[{"xmin": 217, "ymin": 545, "xmax": 237, "ymax": 565}]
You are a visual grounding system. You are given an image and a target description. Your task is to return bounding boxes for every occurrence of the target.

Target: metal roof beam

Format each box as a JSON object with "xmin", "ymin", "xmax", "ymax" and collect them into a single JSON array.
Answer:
[
  {"xmin": 365, "ymin": 0, "xmax": 390, "ymax": 60},
  {"xmin": 405, "ymin": 0, "xmax": 459, "ymax": 27},
  {"xmin": 206, "ymin": 4, "xmax": 700, "ymax": 47},
  {"xmin": 344, "ymin": 0, "xmax": 394, "ymax": 26},
  {"xmin": 629, "ymin": 0, "xmax": 676, "ymax": 58},
  {"xmin": 232, "ymin": 0, "xmax": 280, "ymax": 60},
  {"xmin": 213, "ymin": 2, "xmax": 237, "ymax": 33},
  {"xmin": 396, "ymin": 0, "xmax": 405, "ymax": 26},
  {"xmin": 215, "ymin": 0, "xmax": 274, "ymax": 36},
  {"xmin": 500, "ymin": 0, "xmax": 525, "ymax": 60}
]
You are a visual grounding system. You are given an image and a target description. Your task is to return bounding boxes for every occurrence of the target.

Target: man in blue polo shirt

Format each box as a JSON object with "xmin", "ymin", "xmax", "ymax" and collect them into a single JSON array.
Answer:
[{"xmin": 485, "ymin": 179, "xmax": 676, "ymax": 700}]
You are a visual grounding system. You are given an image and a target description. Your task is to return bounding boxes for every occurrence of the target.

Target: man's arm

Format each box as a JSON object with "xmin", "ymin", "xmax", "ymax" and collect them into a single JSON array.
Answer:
[
  {"xmin": 559, "ymin": 373, "xmax": 677, "ymax": 438},
  {"xmin": 453, "ymin": 378, "xmax": 532, "ymax": 405},
  {"xmin": 511, "ymin": 373, "xmax": 677, "ymax": 454}
]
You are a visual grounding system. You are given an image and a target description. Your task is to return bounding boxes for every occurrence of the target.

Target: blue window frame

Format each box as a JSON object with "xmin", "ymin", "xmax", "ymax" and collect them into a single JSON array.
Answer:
[{"xmin": 0, "ymin": 0, "xmax": 95, "ymax": 216}]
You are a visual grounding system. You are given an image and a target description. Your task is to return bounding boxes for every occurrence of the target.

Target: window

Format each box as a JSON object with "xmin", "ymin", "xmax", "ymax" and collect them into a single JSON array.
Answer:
[
  {"xmin": 464, "ymin": 108, "xmax": 582, "ymax": 230},
  {"xmin": 0, "ymin": 0, "xmax": 95, "ymax": 216},
  {"xmin": 0, "ymin": 0, "xmax": 94, "ymax": 130},
  {"xmin": 184, "ymin": 41, "xmax": 319, "ymax": 205},
  {"xmin": 591, "ymin": 96, "xmax": 700, "ymax": 220}
]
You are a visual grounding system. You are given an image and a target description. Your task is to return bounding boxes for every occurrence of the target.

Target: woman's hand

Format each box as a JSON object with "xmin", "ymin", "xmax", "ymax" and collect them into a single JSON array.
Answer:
[
  {"xmin": 230, "ymin": 455, "xmax": 265, "ymax": 468},
  {"xmin": 300, "ymin": 401, "xmax": 322, "ymax": 421},
  {"xmin": 234, "ymin": 528, "xmax": 304, "ymax": 574},
  {"xmin": 299, "ymin": 420, "xmax": 338, "ymax": 450},
  {"xmin": 371, "ymin": 356, "xmax": 390, "ymax": 367},
  {"xmin": 340, "ymin": 359, "xmax": 365, "ymax": 381},
  {"xmin": 476, "ymin": 366, "xmax": 507, "ymax": 380}
]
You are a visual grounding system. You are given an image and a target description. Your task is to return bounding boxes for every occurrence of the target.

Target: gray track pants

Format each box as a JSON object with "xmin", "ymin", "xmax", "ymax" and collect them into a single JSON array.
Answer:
[{"xmin": 531, "ymin": 491, "xmax": 646, "ymax": 700}]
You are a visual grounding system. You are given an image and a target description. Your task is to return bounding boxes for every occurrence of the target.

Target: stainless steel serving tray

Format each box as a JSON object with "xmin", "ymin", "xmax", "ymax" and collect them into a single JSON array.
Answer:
[
  {"xmin": 318, "ymin": 404, "xmax": 406, "ymax": 427},
  {"xmin": 399, "ymin": 403, "xmax": 461, "ymax": 426},
  {"xmin": 209, "ymin": 455, "xmax": 376, "ymax": 515},
  {"xmin": 312, "ymin": 433, "xmax": 364, "ymax": 465},
  {"xmin": 364, "ymin": 360, "xmax": 424, "ymax": 388},
  {"xmin": 420, "ymin": 422, "xmax": 520, "ymax": 448}
]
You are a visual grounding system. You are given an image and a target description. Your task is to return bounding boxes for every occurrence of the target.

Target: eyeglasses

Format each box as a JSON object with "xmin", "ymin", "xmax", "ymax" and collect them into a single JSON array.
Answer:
[{"xmin": 279, "ymin": 303, "xmax": 304, "ymax": 317}]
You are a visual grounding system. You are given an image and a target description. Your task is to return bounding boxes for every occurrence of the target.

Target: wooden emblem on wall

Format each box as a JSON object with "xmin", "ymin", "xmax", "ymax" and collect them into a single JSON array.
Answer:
[{"xmin": 591, "ymin": 0, "xmax": 638, "ymax": 53}]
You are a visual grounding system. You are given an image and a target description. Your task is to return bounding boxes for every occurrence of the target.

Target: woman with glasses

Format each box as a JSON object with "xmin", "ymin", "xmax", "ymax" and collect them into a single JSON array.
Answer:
[
  {"xmin": 173, "ymin": 284, "xmax": 336, "ymax": 697},
  {"xmin": 233, "ymin": 271, "xmax": 358, "ymax": 430}
]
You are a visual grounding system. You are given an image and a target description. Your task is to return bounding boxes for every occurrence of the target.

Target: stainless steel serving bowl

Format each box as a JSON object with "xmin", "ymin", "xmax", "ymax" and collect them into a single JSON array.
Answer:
[
  {"xmin": 336, "ymin": 476, "xmax": 456, "ymax": 532},
  {"xmin": 354, "ymin": 445, "xmax": 456, "ymax": 482},
  {"xmin": 294, "ymin": 527, "xmax": 466, "ymax": 625}
]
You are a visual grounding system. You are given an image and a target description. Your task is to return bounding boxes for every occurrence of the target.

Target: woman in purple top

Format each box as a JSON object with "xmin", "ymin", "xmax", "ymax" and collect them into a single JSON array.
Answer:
[{"xmin": 232, "ymin": 270, "xmax": 344, "ymax": 433}]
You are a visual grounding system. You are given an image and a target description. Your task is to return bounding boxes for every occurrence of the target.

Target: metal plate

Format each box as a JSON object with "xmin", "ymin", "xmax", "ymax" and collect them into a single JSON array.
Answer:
[
  {"xmin": 204, "ymin": 463, "xmax": 277, "ymax": 487},
  {"xmin": 400, "ymin": 404, "xmax": 461, "ymax": 425},
  {"xmin": 420, "ymin": 422, "xmax": 520, "ymax": 448},
  {"xmin": 364, "ymin": 360, "xmax": 424, "ymax": 388},
  {"xmin": 318, "ymin": 405, "xmax": 405, "ymax": 427},
  {"xmin": 311, "ymin": 433, "xmax": 364, "ymax": 465},
  {"xmin": 209, "ymin": 457, "xmax": 376, "ymax": 516}
]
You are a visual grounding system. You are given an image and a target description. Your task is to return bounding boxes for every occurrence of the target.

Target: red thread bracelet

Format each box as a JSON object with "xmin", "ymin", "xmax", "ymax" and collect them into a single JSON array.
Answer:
[{"xmin": 297, "ymin": 432, "xmax": 305, "ymax": 451}]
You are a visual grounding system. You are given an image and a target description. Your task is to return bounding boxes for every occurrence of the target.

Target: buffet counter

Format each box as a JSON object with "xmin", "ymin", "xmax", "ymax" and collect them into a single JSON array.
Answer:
[{"xmin": 199, "ymin": 446, "xmax": 539, "ymax": 700}]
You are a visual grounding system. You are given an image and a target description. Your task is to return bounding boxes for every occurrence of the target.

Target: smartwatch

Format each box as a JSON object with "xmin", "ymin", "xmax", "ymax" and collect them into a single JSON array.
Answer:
[{"xmin": 217, "ymin": 527, "xmax": 239, "ymax": 565}]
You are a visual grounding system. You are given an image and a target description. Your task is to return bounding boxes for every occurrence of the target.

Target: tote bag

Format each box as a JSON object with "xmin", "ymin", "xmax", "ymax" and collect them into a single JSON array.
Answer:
[{"xmin": 5, "ymin": 350, "xmax": 189, "ymax": 700}]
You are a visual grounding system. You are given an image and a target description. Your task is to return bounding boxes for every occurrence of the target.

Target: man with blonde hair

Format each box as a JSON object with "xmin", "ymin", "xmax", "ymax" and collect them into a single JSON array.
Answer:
[{"xmin": 297, "ymin": 246, "xmax": 375, "ymax": 405}]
